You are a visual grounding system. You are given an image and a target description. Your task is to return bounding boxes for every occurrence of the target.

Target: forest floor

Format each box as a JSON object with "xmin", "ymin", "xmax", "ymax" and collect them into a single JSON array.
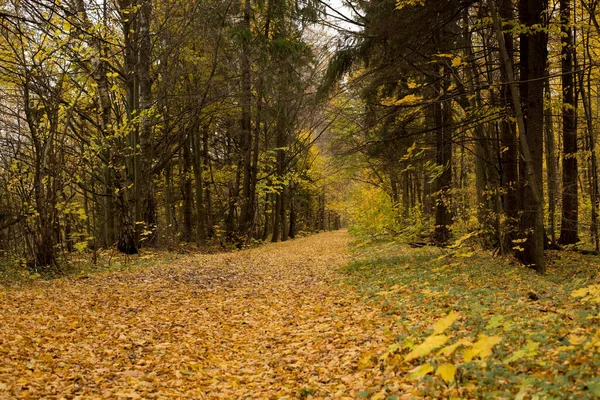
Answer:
[{"xmin": 1, "ymin": 231, "xmax": 599, "ymax": 399}]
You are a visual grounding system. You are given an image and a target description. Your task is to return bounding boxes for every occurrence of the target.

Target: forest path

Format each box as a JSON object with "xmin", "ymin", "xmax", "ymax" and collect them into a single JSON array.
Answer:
[{"xmin": 0, "ymin": 231, "xmax": 398, "ymax": 399}]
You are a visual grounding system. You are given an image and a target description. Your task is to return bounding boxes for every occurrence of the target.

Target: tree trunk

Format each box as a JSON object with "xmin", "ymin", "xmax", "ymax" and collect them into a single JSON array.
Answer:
[
  {"xmin": 558, "ymin": 0, "xmax": 579, "ymax": 244},
  {"xmin": 544, "ymin": 78, "xmax": 558, "ymax": 245},
  {"xmin": 271, "ymin": 193, "xmax": 281, "ymax": 242},
  {"xmin": 119, "ymin": 0, "xmax": 140, "ymax": 254},
  {"xmin": 165, "ymin": 162, "xmax": 174, "ymax": 236},
  {"xmin": 192, "ymin": 127, "xmax": 207, "ymax": 246},
  {"xmin": 489, "ymin": 0, "xmax": 545, "ymax": 272},
  {"xmin": 433, "ymin": 67, "xmax": 453, "ymax": 245},
  {"xmin": 499, "ymin": 0, "xmax": 519, "ymax": 252},
  {"xmin": 182, "ymin": 138, "xmax": 193, "ymax": 242},
  {"xmin": 518, "ymin": 0, "xmax": 547, "ymax": 270},
  {"xmin": 203, "ymin": 127, "xmax": 214, "ymax": 238},
  {"xmin": 238, "ymin": 0, "xmax": 254, "ymax": 242},
  {"xmin": 115, "ymin": 168, "xmax": 138, "ymax": 255},
  {"xmin": 578, "ymin": 25, "xmax": 599, "ymax": 250},
  {"xmin": 289, "ymin": 187, "xmax": 296, "ymax": 239},
  {"xmin": 281, "ymin": 187, "xmax": 289, "ymax": 241},
  {"xmin": 138, "ymin": 0, "xmax": 158, "ymax": 246}
]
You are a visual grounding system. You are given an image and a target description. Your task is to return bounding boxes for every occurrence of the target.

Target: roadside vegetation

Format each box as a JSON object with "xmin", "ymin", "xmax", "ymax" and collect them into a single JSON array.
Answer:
[{"xmin": 341, "ymin": 239, "xmax": 600, "ymax": 399}]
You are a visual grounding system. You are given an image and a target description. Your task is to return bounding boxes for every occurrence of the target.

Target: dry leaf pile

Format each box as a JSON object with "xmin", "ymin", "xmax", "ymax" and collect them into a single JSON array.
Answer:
[{"xmin": 0, "ymin": 231, "xmax": 403, "ymax": 399}]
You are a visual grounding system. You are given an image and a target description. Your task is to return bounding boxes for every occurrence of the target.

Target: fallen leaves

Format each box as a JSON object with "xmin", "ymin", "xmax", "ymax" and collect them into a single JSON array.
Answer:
[
  {"xmin": 1, "ymin": 231, "xmax": 391, "ymax": 398},
  {"xmin": 343, "ymin": 241, "xmax": 600, "ymax": 398},
  {"xmin": 435, "ymin": 363, "xmax": 456, "ymax": 383},
  {"xmin": 462, "ymin": 334, "xmax": 502, "ymax": 362},
  {"xmin": 404, "ymin": 334, "xmax": 450, "ymax": 362},
  {"xmin": 3, "ymin": 231, "xmax": 600, "ymax": 399},
  {"xmin": 432, "ymin": 310, "xmax": 459, "ymax": 335}
]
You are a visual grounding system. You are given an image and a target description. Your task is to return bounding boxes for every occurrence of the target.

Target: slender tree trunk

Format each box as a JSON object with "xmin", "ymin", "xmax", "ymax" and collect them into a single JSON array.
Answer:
[
  {"xmin": 238, "ymin": 0, "xmax": 254, "ymax": 242},
  {"xmin": 75, "ymin": 0, "xmax": 115, "ymax": 248},
  {"xmin": 119, "ymin": 0, "xmax": 139, "ymax": 253},
  {"xmin": 499, "ymin": 0, "xmax": 519, "ymax": 252},
  {"xmin": 202, "ymin": 127, "xmax": 214, "ymax": 238},
  {"xmin": 115, "ymin": 167, "xmax": 138, "ymax": 254},
  {"xmin": 578, "ymin": 22, "xmax": 599, "ymax": 250},
  {"xmin": 544, "ymin": 78, "xmax": 558, "ymax": 245},
  {"xmin": 281, "ymin": 187, "xmax": 289, "ymax": 241},
  {"xmin": 165, "ymin": 162, "xmax": 174, "ymax": 236},
  {"xmin": 262, "ymin": 193, "xmax": 271, "ymax": 241},
  {"xmin": 182, "ymin": 138, "xmax": 193, "ymax": 242},
  {"xmin": 226, "ymin": 158, "xmax": 242, "ymax": 242},
  {"xmin": 138, "ymin": 0, "xmax": 158, "ymax": 246},
  {"xmin": 462, "ymin": 11, "xmax": 500, "ymax": 243},
  {"xmin": 519, "ymin": 0, "xmax": 547, "ymax": 269},
  {"xmin": 192, "ymin": 127, "xmax": 207, "ymax": 246},
  {"xmin": 559, "ymin": 0, "xmax": 579, "ymax": 244},
  {"xmin": 289, "ymin": 186, "xmax": 296, "ymax": 239},
  {"xmin": 271, "ymin": 193, "xmax": 281, "ymax": 242},
  {"xmin": 433, "ymin": 67, "xmax": 453, "ymax": 244}
]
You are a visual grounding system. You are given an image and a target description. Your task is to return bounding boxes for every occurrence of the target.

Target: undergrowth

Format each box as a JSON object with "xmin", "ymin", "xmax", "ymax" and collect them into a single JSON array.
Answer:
[{"xmin": 341, "ymin": 240, "xmax": 600, "ymax": 399}]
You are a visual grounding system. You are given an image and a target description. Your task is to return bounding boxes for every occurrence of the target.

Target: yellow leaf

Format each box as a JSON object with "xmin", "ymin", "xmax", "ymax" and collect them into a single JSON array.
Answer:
[
  {"xmin": 569, "ymin": 334, "xmax": 587, "ymax": 345},
  {"xmin": 408, "ymin": 363, "xmax": 434, "ymax": 380},
  {"xmin": 432, "ymin": 311, "xmax": 459, "ymax": 334},
  {"xmin": 358, "ymin": 353, "xmax": 376, "ymax": 370},
  {"xmin": 463, "ymin": 334, "xmax": 502, "ymax": 362},
  {"xmin": 462, "ymin": 347, "xmax": 477, "ymax": 362},
  {"xmin": 455, "ymin": 251, "xmax": 473, "ymax": 258},
  {"xmin": 504, "ymin": 340, "xmax": 539, "ymax": 363},
  {"xmin": 451, "ymin": 56, "xmax": 462, "ymax": 67},
  {"xmin": 437, "ymin": 338, "xmax": 472, "ymax": 357},
  {"xmin": 572, "ymin": 287, "xmax": 589, "ymax": 297},
  {"xmin": 371, "ymin": 391, "xmax": 387, "ymax": 400},
  {"xmin": 436, "ymin": 363, "xmax": 456, "ymax": 383},
  {"xmin": 486, "ymin": 315, "xmax": 504, "ymax": 329},
  {"xmin": 405, "ymin": 334, "xmax": 449, "ymax": 361},
  {"xmin": 379, "ymin": 343, "xmax": 402, "ymax": 361}
]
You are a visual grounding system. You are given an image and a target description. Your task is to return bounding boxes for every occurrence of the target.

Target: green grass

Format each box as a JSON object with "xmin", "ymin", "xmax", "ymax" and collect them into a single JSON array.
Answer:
[{"xmin": 341, "ymin": 240, "xmax": 600, "ymax": 399}]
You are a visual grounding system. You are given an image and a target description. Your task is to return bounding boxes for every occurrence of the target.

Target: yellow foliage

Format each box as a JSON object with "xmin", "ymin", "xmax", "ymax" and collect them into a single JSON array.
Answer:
[
  {"xmin": 395, "ymin": 0, "xmax": 425, "ymax": 10},
  {"xmin": 463, "ymin": 334, "xmax": 502, "ymax": 362},
  {"xmin": 572, "ymin": 285, "xmax": 600, "ymax": 304},
  {"xmin": 408, "ymin": 363, "xmax": 434, "ymax": 380},
  {"xmin": 436, "ymin": 363, "xmax": 457, "ymax": 383},
  {"xmin": 405, "ymin": 334, "xmax": 449, "ymax": 361},
  {"xmin": 437, "ymin": 338, "xmax": 472, "ymax": 357},
  {"xmin": 504, "ymin": 340, "xmax": 539, "ymax": 363},
  {"xmin": 432, "ymin": 311, "xmax": 460, "ymax": 335}
]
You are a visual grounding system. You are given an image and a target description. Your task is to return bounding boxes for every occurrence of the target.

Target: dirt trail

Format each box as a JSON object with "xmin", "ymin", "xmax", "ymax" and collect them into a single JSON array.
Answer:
[{"xmin": 0, "ymin": 231, "xmax": 396, "ymax": 399}]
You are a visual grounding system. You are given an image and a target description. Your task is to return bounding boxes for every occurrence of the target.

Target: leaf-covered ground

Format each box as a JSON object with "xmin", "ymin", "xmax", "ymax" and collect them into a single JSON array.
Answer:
[
  {"xmin": 342, "ymin": 240, "xmax": 600, "ymax": 399},
  {"xmin": 0, "ymin": 231, "xmax": 394, "ymax": 399},
  {"xmin": 1, "ymin": 231, "xmax": 599, "ymax": 399}
]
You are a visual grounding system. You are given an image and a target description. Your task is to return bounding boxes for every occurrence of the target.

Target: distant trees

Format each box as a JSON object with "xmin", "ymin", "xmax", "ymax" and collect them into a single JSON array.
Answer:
[
  {"xmin": 0, "ymin": 0, "xmax": 340, "ymax": 272},
  {"xmin": 6, "ymin": 0, "xmax": 600, "ymax": 275},
  {"xmin": 323, "ymin": 0, "xmax": 600, "ymax": 272}
]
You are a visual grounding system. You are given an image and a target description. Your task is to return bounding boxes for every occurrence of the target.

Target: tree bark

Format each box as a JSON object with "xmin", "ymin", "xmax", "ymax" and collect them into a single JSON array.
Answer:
[
  {"xmin": 433, "ymin": 67, "xmax": 453, "ymax": 245},
  {"xmin": 489, "ymin": 0, "xmax": 545, "ymax": 273},
  {"xmin": 138, "ymin": 0, "xmax": 158, "ymax": 246},
  {"xmin": 238, "ymin": 0, "xmax": 255, "ymax": 242},
  {"xmin": 558, "ymin": 0, "xmax": 579, "ymax": 244},
  {"xmin": 192, "ymin": 125, "xmax": 207, "ymax": 246},
  {"xmin": 182, "ymin": 137, "xmax": 193, "ymax": 242},
  {"xmin": 544, "ymin": 78, "xmax": 558, "ymax": 245}
]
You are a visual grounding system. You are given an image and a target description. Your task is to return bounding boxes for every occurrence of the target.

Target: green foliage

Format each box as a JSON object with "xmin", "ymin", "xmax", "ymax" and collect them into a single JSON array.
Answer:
[
  {"xmin": 342, "ymin": 241, "xmax": 600, "ymax": 398},
  {"xmin": 344, "ymin": 185, "xmax": 397, "ymax": 243}
]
